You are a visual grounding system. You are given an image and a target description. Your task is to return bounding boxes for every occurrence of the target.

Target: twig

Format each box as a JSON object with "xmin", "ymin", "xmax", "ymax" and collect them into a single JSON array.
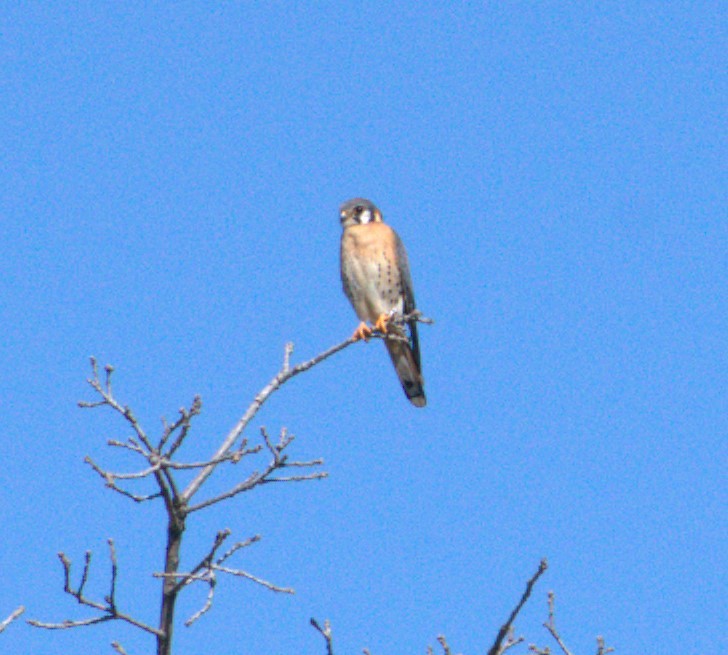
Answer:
[
  {"xmin": 542, "ymin": 592, "xmax": 573, "ymax": 655},
  {"xmin": 183, "ymin": 573, "xmax": 216, "ymax": 626},
  {"xmin": 160, "ymin": 396, "xmax": 202, "ymax": 456},
  {"xmin": 499, "ymin": 628, "xmax": 525, "ymax": 654},
  {"xmin": 186, "ymin": 427, "xmax": 326, "ymax": 513},
  {"xmin": 0, "ymin": 606, "xmax": 24, "ymax": 634},
  {"xmin": 437, "ymin": 634, "xmax": 454, "ymax": 655},
  {"xmin": 487, "ymin": 559, "xmax": 548, "ymax": 655},
  {"xmin": 79, "ymin": 359, "xmax": 154, "ymax": 452},
  {"xmin": 84, "ymin": 456, "xmax": 162, "ymax": 502},
  {"xmin": 310, "ymin": 618, "xmax": 334, "ymax": 655},
  {"xmin": 79, "ymin": 358, "xmax": 176, "ymax": 518},
  {"xmin": 28, "ymin": 542, "xmax": 161, "ymax": 636},
  {"xmin": 152, "ymin": 530, "xmax": 290, "ymax": 626}
]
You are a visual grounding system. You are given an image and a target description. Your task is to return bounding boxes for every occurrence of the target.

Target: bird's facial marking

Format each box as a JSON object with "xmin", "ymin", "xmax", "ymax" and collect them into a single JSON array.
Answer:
[
  {"xmin": 356, "ymin": 206, "xmax": 373, "ymax": 224},
  {"xmin": 339, "ymin": 198, "xmax": 382, "ymax": 227}
]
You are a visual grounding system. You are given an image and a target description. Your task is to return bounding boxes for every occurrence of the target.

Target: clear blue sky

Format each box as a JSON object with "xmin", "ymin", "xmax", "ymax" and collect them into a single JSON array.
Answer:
[{"xmin": 1, "ymin": 3, "xmax": 725, "ymax": 654}]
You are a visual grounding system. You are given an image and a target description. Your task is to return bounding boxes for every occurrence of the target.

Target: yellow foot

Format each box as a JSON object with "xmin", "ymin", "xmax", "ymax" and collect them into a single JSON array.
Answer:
[
  {"xmin": 374, "ymin": 313, "xmax": 390, "ymax": 334},
  {"xmin": 352, "ymin": 322, "xmax": 373, "ymax": 341}
]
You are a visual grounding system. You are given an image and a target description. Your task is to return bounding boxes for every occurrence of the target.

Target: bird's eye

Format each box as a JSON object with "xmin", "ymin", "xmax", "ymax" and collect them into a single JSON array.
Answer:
[{"xmin": 355, "ymin": 205, "xmax": 363, "ymax": 214}]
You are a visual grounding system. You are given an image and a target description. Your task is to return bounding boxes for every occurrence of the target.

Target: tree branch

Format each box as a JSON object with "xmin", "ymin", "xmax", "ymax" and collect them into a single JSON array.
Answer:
[
  {"xmin": 0, "ymin": 606, "xmax": 24, "ymax": 634},
  {"xmin": 28, "ymin": 540, "xmax": 162, "ymax": 636},
  {"xmin": 152, "ymin": 530, "xmax": 291, "ymax": 626},
  {"xmin": 181, "ymin": 338, "xmax": 354, "ymax": 503},
  {"xmin": 182, "ymin": 312, "xmax": 431, "ymax": 504},
  {"xmin": 310, "ymin": 617, "xmax": 334, "ymax": 655},
  {"xmin": 187, "ymin": 427, "xmax": 326, "ymax": 513},
  {"xmin": 529, "ymin": 593, "xmax": 614, "ymax": 655},
  {"xmin": 487, "ymin": 559, "xmax": 548, "ymax": 655}
]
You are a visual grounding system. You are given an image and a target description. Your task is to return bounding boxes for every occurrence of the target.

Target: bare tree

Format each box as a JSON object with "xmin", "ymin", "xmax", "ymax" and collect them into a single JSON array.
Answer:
[
  {"xmin": 24, "ymin": 311, "xmax": 609, "ymax": 654},
  {"xmin": 27, "ymin": 313, "xmax": 431, "ymax": 654}
]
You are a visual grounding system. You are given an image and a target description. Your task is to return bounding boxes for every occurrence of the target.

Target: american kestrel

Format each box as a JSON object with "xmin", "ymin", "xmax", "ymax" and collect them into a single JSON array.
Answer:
[{"xmin": 339, "ymin": 198, "xmax": 426, "ymax": 407}]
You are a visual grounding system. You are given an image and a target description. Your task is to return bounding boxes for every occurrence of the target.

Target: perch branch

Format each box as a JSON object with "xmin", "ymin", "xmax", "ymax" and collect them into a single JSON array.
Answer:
[{"xmin": 182, "ymin": 312, "xmax": 431, "ymax": 503}]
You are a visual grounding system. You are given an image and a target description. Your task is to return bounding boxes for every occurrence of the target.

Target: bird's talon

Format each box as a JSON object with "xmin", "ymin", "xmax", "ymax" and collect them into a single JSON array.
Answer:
[
  {"xmin": 352, "ymin": 322, "xmax": 373, "ymax": 341},
  {"xmin": 374, "ymin": 314, "xmax": 390, "ymax": 334}
]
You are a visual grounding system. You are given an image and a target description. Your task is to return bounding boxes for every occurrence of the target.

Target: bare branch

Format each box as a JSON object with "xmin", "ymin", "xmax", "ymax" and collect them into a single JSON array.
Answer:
[
  {"xmin": 181, "ymin": 321, "xmax": 405, "ymax": 503},
  {"xmin": 213, "ymin": 565, "xmax": 294, "ymax": 593},
  {"xmin": 0, "ymin": 606, "xmax": 24, "ymax": 634},
  {"xmin": 84, "ymin": 456, "xmax": 162, "ymax": 502},
  {"xmin": 596, "ymin": 636, "xmax": 614, "ymax": 655},
  {"xmin": 310, "ymin": 617, "xmax": 334, "ymax": 655},
  {"xmin": 111, "ymin": 641, "xmax": 129, "ymax": 654},
  {"xmin": 493, "ymin": 628, "xmax": 524, "ymax": 655},
  {"xmin": 487, "ymin": 559, "xmax": 548, "ymax": 655},
  {"xmin": 105, "ymin": 540, "xmax": 119, "ymax": 610},
  {"xmin": 152, "ymin": 530, "xmax": 290, "ymax": 625},
  {"xmin": 28, "ymin": 614, "xmax": 113, "ymax": 630},
  {"xmin": 542, "ymin": 592, "xmax": 573, "ymax": 655},
  {"xmin": 168, "ymin": 529, "xmax": 234, "ymax": 594},
  {"xmin": 28, "ymin": 544, "xmax": 162, "ymax": 637},
  {"xmin": 282, "ymin": 341, "xmax": 294, "ymax": 373},
  {"xmin": 58, "ymin": 324, "xmax": 431, "ymax": 651},
  {"xmin": 79, "ymin": 358, "xmax": 154, "ymax": 453},
  {"xmin": 437, "ymin": 634, "xmax": 454, "ymax": 655},
  {"xmin": 215, "ymin": 534, "xmax": 261, "ymax": 565},
  {"xmin": 183, "ymin": 573, "xmax": 216, "ymax": 627},
  {"xmin": 79, "ymin": 359, "xmax": 177, "ymax": 517},
  {"xmin": 160, "ymin": 396, "xmax": 202, "ymax": 456},
  {"xmin": 182, "ymin": 316, "xmax": 432, "ymax": 503},
  {"xmin": 187, "ymin": 427, "xmax": 326, "ymax": 513}
]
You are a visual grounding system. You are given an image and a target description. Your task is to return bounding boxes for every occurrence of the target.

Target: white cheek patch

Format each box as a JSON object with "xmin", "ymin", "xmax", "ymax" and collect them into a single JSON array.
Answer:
[{"xmin": 359, "ymin": 209, "xmax": 372, "ymax": 224}]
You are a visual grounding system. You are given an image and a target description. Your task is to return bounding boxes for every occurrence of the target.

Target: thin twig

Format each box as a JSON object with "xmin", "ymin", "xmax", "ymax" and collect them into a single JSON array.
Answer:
[
  {"xmin": 183, "ymin": 572, "xmax": 216, "ymax": 626},
  {"xmin": 27, "ymin": 545, "xmax": 161, "ymax": 636},
  {"xmin": 310, "ymin": 618, "xmax": 334, "ymax": 655},
  {"xmin": 437, "ymin": 634, "xmax": 454, "ymax": 655},
  {"xmin": 492, "ymin": 627, "xmax": 525, "ymax": 655},
  {"xmin": 160, "ymin": 396, "xmax": 202, "ymax": 455},
  {"xmin": 187, "ymin": 428, "xmax": 326, "ymax": 513},
  {"xmin": 543, "ymin": 592, "xmax": 573, "ymax": 655},
  {"xmin": 151, "ymin": 530, "xmax": 290, "ymax": 625},
  {"xmin": 79, "ymin": 358, "xmax": 176, "ymax": 517},
  {"xmin": 216, "ymin": 535, "xmax": 261, "ymax": 564},
  {"xmin": 0, "ymin": 606, "xmax": 24, "ymax": 634}
]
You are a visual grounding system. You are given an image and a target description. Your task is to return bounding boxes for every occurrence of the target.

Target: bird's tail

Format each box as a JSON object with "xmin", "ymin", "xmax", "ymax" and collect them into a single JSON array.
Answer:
[{"xmin": 385, "ymin": 339, "xmax": 426, "ymax": 407}]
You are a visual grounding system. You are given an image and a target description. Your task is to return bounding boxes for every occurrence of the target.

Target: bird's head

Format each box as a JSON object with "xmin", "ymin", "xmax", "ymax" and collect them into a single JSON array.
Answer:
[{"xmin": 339, "ymin": 198, "xmax": 383, "ymax": 228}]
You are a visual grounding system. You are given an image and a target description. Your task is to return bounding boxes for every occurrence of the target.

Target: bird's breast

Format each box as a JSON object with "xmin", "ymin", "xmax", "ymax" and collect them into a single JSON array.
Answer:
[{"xmin": 341, "ymin": 224, "xmax": 403, "ymax": 321}]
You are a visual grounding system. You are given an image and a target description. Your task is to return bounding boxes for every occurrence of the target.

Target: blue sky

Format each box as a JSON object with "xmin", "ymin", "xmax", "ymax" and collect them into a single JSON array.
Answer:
[{"xmin": 1, "ymin": 2, "xmax": 725, "ymax": 653}]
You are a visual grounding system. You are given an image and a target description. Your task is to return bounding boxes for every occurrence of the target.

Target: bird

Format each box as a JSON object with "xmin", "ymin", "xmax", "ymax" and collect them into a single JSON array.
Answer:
[{"xmin": 339, "ymin": 198, "xmax": 426, "ymax": 407}]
